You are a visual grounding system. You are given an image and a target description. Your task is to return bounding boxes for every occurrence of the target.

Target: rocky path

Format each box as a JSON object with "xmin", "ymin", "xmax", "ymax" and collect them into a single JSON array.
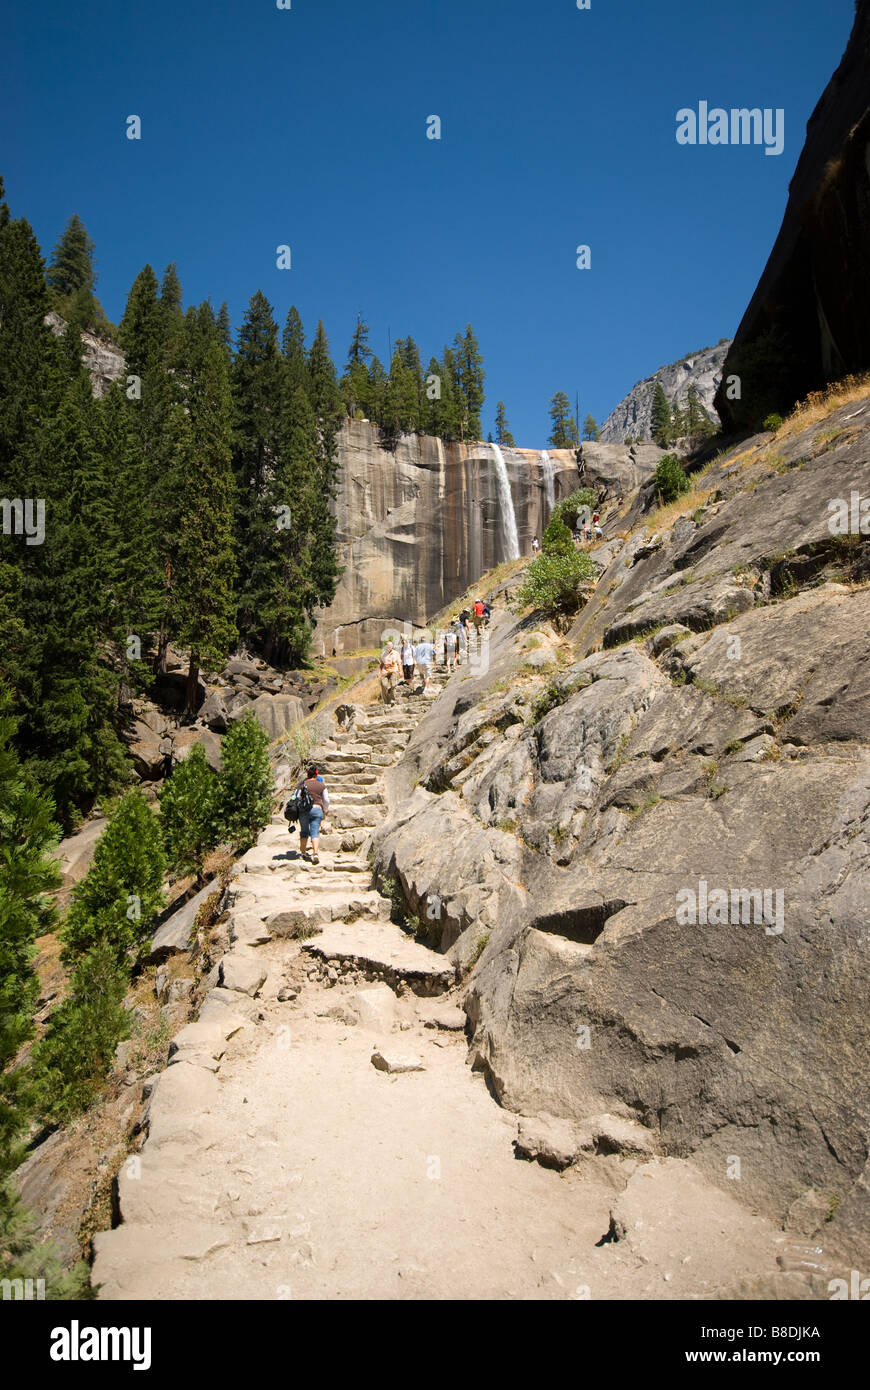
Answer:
[{"xmin": 92, "ymin": 678, "xmax": 788, "ymax": 1301}]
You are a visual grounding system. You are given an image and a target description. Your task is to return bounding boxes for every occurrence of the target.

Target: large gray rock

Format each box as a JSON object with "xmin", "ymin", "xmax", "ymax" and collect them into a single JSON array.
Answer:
[
  {"xmin": 247, "ymin": 692, "xmax": 306, "ymax": 740},
  {"xmin": 600, "ymin": 342, "xmax": 729, "ymax": 443},
  {"xmin": 218, "ymin": 954, "xmax": 268, "ymax": 997},
  {"xmin": 371, "ymin": 408, "xmax": 870, "ymax": 1267},
  {"xmin": 149, "ymin": 881, "xmax": 220, "ymax": 963}
]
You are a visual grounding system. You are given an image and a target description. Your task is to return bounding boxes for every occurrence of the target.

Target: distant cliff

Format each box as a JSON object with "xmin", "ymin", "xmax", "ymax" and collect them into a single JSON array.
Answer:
[
  {"xmin": 313, "ymin": 422, "xmax": 664, "ymax": 653},
  {"xmin": 599, "ymin": 341, "xmax": 730, "ymax": 443},
  {"xmin": 716, "ymin": 0, "xmax": 870, "ymax": 430},
  {"xmin": 45, "ymin": 312, "xmax": 125, "ymax": 397}
]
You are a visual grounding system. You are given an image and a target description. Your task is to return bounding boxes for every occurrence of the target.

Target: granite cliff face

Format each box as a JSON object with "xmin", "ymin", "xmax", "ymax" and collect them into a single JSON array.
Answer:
[
  {"xmin": 599, "ymin": 341, "xmax": 730, "ymax": 443},
  {"xmin": 370, "ymin": 394, "xmax": 870, "ymax": 1279},
  {"xmin": 716, "ymin": 0, "xmax": 870, "ymax": 430},
  {"xmin": 45, "ymin": 312, "xmax": 125, "ymax": 397},
  {"xmin": 314, "ymin": 422, "xmax": 664, "ymax": 653}
]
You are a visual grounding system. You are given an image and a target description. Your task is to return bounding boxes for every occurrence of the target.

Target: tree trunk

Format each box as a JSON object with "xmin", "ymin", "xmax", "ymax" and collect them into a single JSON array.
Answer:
[{"xmin": 186, "ymin": 655, "xmax": 200, "ymax": 714}]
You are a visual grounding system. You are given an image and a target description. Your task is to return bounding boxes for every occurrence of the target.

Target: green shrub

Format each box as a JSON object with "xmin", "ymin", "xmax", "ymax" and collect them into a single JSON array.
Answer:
[
  {"xmin": 213, "ymin": 714, "xmax": 273, "ymax": 851},
  {"xmin": 34, "ymin": 941, "xmax": 131, "ymax": 1124},
  {"xmin": 62, "ymin": 790, "xmax": 166, "ymax": 964},
  {"xmin": 653, "ymin": 453, "xmax": 690, "ymax": 504},
  {"xmin": 541, "ymin": 512, "xmax": 575, "ymax": 555},
  {"xmin": 513, "ymin": 549, "xmax": 595, "ymax": 616},
  {"xmin": 160, "ymin": 743, "xmax": 218, "ymax": 874},
  {"xmin": 762, "ymin": 412, "xmax": 783, "ymax": 432},
  {"xmin": 554, "ymin": 488, "xmax": 597, "ymax": 530}
]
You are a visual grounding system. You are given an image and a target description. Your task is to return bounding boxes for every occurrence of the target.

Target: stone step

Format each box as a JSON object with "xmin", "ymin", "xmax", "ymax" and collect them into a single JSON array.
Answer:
[
  {"xmin": 329, "ymin": 806, "xmax": 385, "ymax": 830},
  {"xmin": 262, "ymin": 892, "xmax": 392, "ymax": 933},
  {"xmin": 302, "ymin": 919, "xmax": 456, "ymax": 996}
]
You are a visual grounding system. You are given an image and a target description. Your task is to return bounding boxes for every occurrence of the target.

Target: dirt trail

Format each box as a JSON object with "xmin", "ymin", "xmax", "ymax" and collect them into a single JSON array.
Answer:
[{"xmin": 92, "ymin": 678, "xmax": 787, "ymax": 1300}]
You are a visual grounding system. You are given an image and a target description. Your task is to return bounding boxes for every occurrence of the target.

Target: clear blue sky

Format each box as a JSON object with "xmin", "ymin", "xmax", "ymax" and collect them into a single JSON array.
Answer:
[{"xmin": 0, "ymin": 0, "xmax": 855, "ymax": 445}]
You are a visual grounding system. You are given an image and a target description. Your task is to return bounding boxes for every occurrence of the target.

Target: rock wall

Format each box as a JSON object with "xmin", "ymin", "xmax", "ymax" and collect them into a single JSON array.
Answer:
[
  {"xmin": 45, "ymin": 312, "xmax": 125, "ymax": 398},
  {"xmin": 371, "ymin": 395, "xmax": 870, "ymax": 1268},
  {"xmin": 715, "ymin": 0, "xmax": 870, "ymax": 430},
  {"xmin": 314, "ymin": 423, "xmax": 662, "ymax": 653},
  {"xmin": 600, "ymin": 342, "xmax": 730, "ymax": 443}
]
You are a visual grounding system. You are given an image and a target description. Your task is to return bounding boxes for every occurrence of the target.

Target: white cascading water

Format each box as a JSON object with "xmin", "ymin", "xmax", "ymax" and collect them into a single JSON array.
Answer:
[
  {"xmin": 540, "ymin": 449, "xmax": 556, "ymax": 518},
  {"xmin": 490, "ymin": 442, "xmax": 520, "ymax": 560}
]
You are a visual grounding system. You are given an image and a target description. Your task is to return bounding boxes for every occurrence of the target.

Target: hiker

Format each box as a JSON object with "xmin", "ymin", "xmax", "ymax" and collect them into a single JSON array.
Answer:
[
  {"xmin": 456, "ymin": 621, "xmax": 467, "ymax": 665},
  {"xmin": 482, "ymin": 601, "xmax": 491, "ymax": 624},
  {"xmin": 414, "ymin": 632, "xmax": 435, "ymax": 690},
  {"xmin": 379, "ymin": 641, "xmax": 400, "ymax": 704},
  {"xmin": 531, "ymin": 537, "xmax": 539, "ymax": 555},
  {"xmin": 298, "ymin": 764, "xmax": 329, "ymax": 865},
  {"xmin": 472, "ymin": 598, "xmax": 486, "ymax": 641},
  {"xmin": 443, "ymin": 624, "xmax": 457, "ymax": 672},
  {"xmin": 400, "ymin": 634, "xmax": 415, "ymax": 685},
  {"xmin": 458, "ymin": 608, "xmax": 470, "ymax": 638}
]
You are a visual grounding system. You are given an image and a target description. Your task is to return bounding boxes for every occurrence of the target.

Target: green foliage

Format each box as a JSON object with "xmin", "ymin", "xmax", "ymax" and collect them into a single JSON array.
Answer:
[
  {"xmin": 33, "ymin": 941, "xmax": 130, "ymax": 1124},
  {"xmin": 213, "ymin": 714, "xmax": 272, "ymax": 851},
  {"xmin": 650, "ymin": 381, "xmax": 672, "ymax": 446},
  {"xmin": 0, "ymin": 1185, "xmax": 92, "ymax": 1298},
  {"xmin": 0, "ymin": 688, "xmax": 60, "ymax": 1194},
  {"xmin": 494, "ymin": 400, "xmax": 514, "ymax": 447},
  {"xmin": 513, "ymin": 548, "xmax": 595, "ymax": 616},
  {"xmin": 763, "ymin": 412, "xmax": 783, "ymax": 432},
  {"xmin": 654, "ymin": 453, "xmax": 690, "ymax": 504},
  {"xmin": 542, "ymin": 512, "xmax": 575, "ymax": 555},
  {"xmin": 555, "ymin": 488, "xmax": 597, "ymax": 529},
  {"xmin": 159, "ymin": 744, "xmax": 218, "ymax": 875},
  {"xmin": 62, "ymin": 791, "xmax": 166, "ymax": 964},
  {"xmin": 548, "ymin": 391, "xmax": 579, "ymax": 448},
  {"xmin": 582, "ymin": 413, "xmax": 600, "ymax": 441}
]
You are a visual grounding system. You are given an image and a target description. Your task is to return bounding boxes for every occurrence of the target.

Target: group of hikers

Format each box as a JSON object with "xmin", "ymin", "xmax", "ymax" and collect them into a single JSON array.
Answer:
[
  {"xmin": 530, "ymin": 509, "xmax": 603, "ymax": 556},
  {"xmin": 378, "ymin": 599, "xmax": 491, "ymax": 704}
]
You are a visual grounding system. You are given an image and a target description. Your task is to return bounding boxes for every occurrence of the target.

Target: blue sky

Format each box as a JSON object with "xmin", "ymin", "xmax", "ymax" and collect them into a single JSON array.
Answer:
[{"xmin": 0, "ymin": 0, "xmax": 855, "ymax": 445}]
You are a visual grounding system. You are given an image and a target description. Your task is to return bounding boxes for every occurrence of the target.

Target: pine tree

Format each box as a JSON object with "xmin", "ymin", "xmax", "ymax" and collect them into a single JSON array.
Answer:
[
  {"xmin": 306, "ymin": 321, "xmax": 343, "ymax": 610},
  {"xmin": 232, "ymin": 291, "xmax": 284, "ymax": 641},
  {"xmin": 428, "ymin": 348, "xmax": 462, "ymax": 441},
  {"xmin": 46, "ymin": 215, "xmax": 95, "ymax": 300},
  {"xmin": 45, "ymin": 214, "xmax": 108, "ymax": 333},
  {"xmin": 684, "ymin": 384, "xmax": 715, "ymax": 439},
  {"xmin": 62, "ymin": 790, "xmax": 166, "ymax": 964},
  {"xmin": 582, "ymin": 413, "xmax": 600, "ymax": 441},
  {"xmin": 366, "ymin": 353, "xmax": 388, "ymax": 426},
  {"xmin": 341, "ymin": 314, "xmax": 373, "ymax": 421},
  {"xmin": 453, "ymin": 325, "xmax": 485, "ymax": 440},
  {"xmin": 34, "ymin": 940, "xmax": 131, "ymax": 1124},
  {"xmin": 215, "ymin": 302, "xmax": 232, "ymax": 360},
  {"xmin": 281, "ymin": 305, "xmax": 307, "ymax": 394},
  {"xmin": 548, "ymin": 391, "xmax": 579, "ymax": 448},
  {"xmin": 0, "ymin": 687, "xmax": 60, "ymax": 1199},
  {"xmin": 650, "ymin": 381, "xmax": 672, "ymax": 446},
  {"xmin": 495, "ymin": 401, "xmax": 515, "ymax": 446},
  {"xmin": 119, "ymin": 265, "xmax": 164, "ymax": 379},
  {"xmin": 159, "ymin": 743, "xmax": 218, "ymax": 875},
  {"xmin": 159, "ymin": 262, "xmax": 184, "ymax": 364},
  {"xmin": 174, "ymin": 337, "xmax": 237, "ymax": 708},
  {"xmin": 213, "ymin": 715, "xmax": 273, "ymax": 851}
]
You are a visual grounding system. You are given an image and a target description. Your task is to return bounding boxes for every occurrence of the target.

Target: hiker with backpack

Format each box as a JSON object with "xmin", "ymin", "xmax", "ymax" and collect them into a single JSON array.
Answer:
[
  {"xmin": 295, "ymin": 764, "xmax": 329, "ymax": 864},
  {"xmin": 472, "ymin": 598, "xmax": 486, "ymax": 641},
  {"xmin": 443, "ymin": 625, "xmax": 457, "ymax": 673}
]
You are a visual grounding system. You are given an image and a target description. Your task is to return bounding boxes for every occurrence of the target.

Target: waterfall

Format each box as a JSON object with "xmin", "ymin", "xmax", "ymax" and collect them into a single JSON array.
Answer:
[
  {"xmin": 490, "ymin": 443, "xmax": 520, "ymax": 560},
  {"xmin": 540, "ymin": 450, "xmax": 556, "ymax": 518}
]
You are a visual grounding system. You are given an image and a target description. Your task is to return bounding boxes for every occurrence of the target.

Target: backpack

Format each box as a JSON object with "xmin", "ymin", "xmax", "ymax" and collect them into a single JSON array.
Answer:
[{"xmin": 284, "ymin": 780, "xmax": 314, "ymax": 823}]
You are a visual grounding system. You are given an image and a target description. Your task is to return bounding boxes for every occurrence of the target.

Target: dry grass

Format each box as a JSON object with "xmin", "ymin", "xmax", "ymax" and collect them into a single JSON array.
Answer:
[
  {"xmin": 431, "ymin": 556, "xmax": 528, "ymax": 629},
  {"xmin": 645, "ymin": 486, "xmax": 716, "ymax": 535},
  {"xmin": 777, "ymin": 373, "xmax": 870, "ymax": 439}
]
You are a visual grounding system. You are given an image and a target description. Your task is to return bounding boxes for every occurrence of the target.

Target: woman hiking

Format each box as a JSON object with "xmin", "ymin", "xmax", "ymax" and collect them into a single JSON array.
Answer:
[{"xmin": 298, "ymin": 764, "xmax": 329, "ymax": 864}]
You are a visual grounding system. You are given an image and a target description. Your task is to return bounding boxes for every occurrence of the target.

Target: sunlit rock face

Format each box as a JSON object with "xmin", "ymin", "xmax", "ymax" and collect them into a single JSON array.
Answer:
[{"xmin": 314, "ymin": 422, "xmax": 661, "ymax": 653}]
